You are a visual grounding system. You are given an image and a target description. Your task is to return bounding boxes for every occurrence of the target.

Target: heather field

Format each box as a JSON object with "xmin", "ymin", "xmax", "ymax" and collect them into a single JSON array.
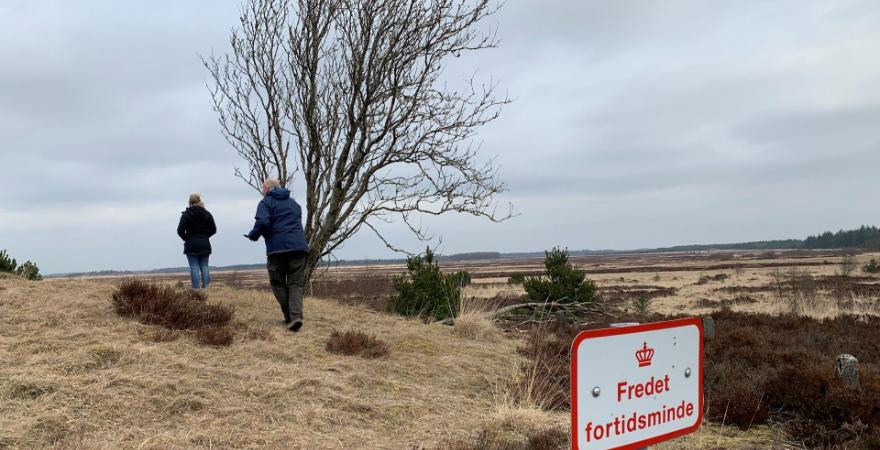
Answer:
[{"xmin": 3, "ymin": 249, "xmax": 879, "ymax": 448}]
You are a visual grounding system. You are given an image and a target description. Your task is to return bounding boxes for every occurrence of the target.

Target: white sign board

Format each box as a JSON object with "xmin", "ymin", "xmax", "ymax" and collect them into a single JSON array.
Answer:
[{"xmin": 571, "ymin": 318, "xmax": 703, "ymax": 450}]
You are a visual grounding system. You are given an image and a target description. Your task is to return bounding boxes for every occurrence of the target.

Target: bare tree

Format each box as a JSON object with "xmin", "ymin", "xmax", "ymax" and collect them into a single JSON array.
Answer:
[
  {"xmin": 839, "ymin": 253, "xmax": 858, "ymax": 278},
  {"xmin": 205, "ymin": 0, "xmax": 511, "ymax": 281}
]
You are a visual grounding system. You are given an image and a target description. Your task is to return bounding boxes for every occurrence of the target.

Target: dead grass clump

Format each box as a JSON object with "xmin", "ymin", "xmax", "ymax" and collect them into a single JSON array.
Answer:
[
  {"xmin": 454, "ymin": 312, "xmax": 500, "ymax": 341},
  {"xmin": 454, "ymin": 296, "xmax": 501, "ymax": 341},
  {"xmin": 326, "ymin": 330, "xmax": 389, "ymax": 358},
  {"xmin": 695, "ymin": 273, "xmax": 730, "ymax": 285},
  {"xmin": 510, "ymin": 326, "xmax": 569, "ymax": 411},
  {"xmin": 696, "ymin": 295, "xmax": 759, "ymax": 309},
  {"xmin": 312, "ymin": 275, "xmax": 394, "ymax": 312},
  {"xmin": 111, "ymin": 279, "xmax": 233, "ymax": 330},
  {"xmin": 233, "ymin": 322, "xmax": 273, "ymax": 341},
  {"xmin": 194, "ymin": 325, "xmax": 235, "ymax": 347},
  {"xmin": 442, "ymin": 428, "xmax": 567, "ymax": 450},
  {"xmin": 600, "ymin": 286, "xmax": 678, "ymax": 304},
  {"xmin": 2, "ymin": 380, "xmax": 55, "ymax": 401},
  {"xmin": 148, "ymin": 328, "xmax": 180, "ymax": 343}
]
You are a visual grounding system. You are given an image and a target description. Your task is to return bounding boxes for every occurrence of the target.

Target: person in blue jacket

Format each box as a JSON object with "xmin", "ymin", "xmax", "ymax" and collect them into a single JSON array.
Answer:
[{"xmin": 246, "ymin": 178, "xmax": 310, "ymax": 332}]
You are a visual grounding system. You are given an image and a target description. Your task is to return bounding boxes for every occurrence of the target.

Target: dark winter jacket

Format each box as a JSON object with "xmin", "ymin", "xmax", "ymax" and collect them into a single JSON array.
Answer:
[
  {"xmin": 177, "ymin": 206, "xmax": 217, "ymax": 256},
  {"xmin": 247, "ymin": 187, "xmax": 310, "ymax": 255}
]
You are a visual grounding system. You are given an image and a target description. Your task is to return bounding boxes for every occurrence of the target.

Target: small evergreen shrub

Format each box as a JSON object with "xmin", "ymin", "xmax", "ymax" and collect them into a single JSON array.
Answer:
[
  {"xmin": 15, "ymin": 261, "xmax": 42, "ymax": 281},
  {"xmin": 864, "ymin": 258, "xmax": 880, "ymax": 274},
  {"xmin": 391, "ymin": 247, "xmax": 468, "ymax": 320},
  {"xmin": 0, "ymin": 250, "xmax": 16, "ymax": 273},
  {"xmin": 522, "ymin": 247, "xmax": 597, "ymax": 303},
  {"xmin": 450, "ymin": 271, "xmax": 472, "ymax": 288},
  {"xmin": 0, "ymin": 250, "xmax": 42, "ymax": 281},
  {"xmin": 507, "ymin": 273, "xmax": 525, "ymax": 285},
  {"xmin": 632, "ymin": 296, "xmax": 652, "ymax": 315}
]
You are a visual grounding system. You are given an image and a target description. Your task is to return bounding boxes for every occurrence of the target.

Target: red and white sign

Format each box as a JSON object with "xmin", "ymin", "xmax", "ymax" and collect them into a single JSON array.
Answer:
[{"xmin": 571, "ymin": 318, "xmax": 703, "ymax": 450}]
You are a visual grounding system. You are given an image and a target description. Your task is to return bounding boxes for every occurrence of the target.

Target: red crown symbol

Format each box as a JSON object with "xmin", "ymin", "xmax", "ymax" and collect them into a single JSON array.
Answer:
[{"xmin": 636, "ymin": 342, "xmax": 654, "ymax": 367}]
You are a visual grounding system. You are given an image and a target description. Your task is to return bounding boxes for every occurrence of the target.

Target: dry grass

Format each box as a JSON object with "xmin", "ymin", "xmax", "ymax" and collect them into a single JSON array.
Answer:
[
  {"xmin": 194, "ymin": 325, "xmax": 235, "ymax": 347},
  {"xmin": 453, "ymin": 296, "xmax": 502, "ymax": 341},
  {"xmin": 29, "ymin": 249, "xmax": 880, "ymax": 448},
  {"xmin": 0, "ymin": 276, "xmax": 519, "ymax": 449}
]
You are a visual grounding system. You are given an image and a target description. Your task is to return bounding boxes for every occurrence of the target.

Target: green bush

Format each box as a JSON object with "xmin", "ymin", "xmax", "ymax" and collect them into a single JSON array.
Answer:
[
  {"xmin": 864, "ymin": 258, "xmax": 880, "ymax": 274},
  {"xmin": 507, "ymin": 273, "xmax": 525, "ymax": 285},
  {"xmin": 522, "ymin": 247, "xmax": 597, "ymax": 303},
  {"xmin": 0, "ymin": 250, "xmax": 16, "ymax": 273},
  {"xmin": 15, "ymin": 261, "xmax": 42, "ymax": 281},
  {"xmin": 0, "ymin": 250, "xmax": 42, "ymax": 281},
  {"xmin": 391, "ymin": 247, "xmax": 468, "ymax": 321}
]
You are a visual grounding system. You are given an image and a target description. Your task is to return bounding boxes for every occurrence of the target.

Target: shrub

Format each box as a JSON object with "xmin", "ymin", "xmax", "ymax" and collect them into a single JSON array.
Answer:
[
  {"xmin": 111, "ymin": 279, "xmax": 234, "ymax": 346},
  {"xmin": 15, "ymin": 261, "xmax": 42, "ymax": 281},
  {"xmin": 450, "ymin": 271, "xmax": 472, "ymax": 287},
  {"xmin": 507, "ymin": 273, "xmax": 525, "ymax": 285},
  {"xmin": 326, "ymin": 330, "xmax": 389, "ymax": 358},
  {"xmin": 0, "ymin": 250, "xmax": 42, "ymax": 281},
  {"xmin": 0, "ymin": 250, "xmax": 16, "ymax": 273},
  {"xmin": 702, "ymin": 311, "xmax": 880, "ymax": 446},
  {"xmin": 522, "ymin": 247, "xmax": 597, "ymax": 304},
  {"xmin": 863, "ymin": 258, "xmax": 880, "ymax": 274},
  {"xmin": 631, "ymin": 297, "xmax": 652, "ymax": 315},
  {"xmin": 840, "ymin": 254, "xmax": 859, "ymax": 278},
  {"xmin": 391, "ymin": 247, "xmax": 468, "ymax": 320}
]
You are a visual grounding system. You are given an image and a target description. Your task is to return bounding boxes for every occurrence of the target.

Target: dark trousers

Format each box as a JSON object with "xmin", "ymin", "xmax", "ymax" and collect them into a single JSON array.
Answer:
[{"xmin": 267, "ymin": 251, "xmax": 307, "ymax": 323}]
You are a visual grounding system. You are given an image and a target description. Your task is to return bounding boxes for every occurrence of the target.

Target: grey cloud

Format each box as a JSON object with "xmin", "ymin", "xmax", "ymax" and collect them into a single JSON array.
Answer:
[{"xmin": 4, "ymin": 0, "xmax": 880, "ymax": 273}]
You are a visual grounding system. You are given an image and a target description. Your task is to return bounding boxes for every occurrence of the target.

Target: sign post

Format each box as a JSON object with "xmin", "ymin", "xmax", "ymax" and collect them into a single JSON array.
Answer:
[{"xmin": 571, "ymin": 318, "xmax": 703, "ymax": 450}]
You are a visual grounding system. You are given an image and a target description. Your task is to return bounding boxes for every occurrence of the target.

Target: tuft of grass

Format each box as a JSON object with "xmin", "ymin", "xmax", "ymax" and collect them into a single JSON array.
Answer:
[
  {"xmin": 454, "ymin": 312, "xmax": 500, "ymax": 341},
  {"xmin": 509, "ymin": 325, "xmax": 569, "ymax": 411},
  {"xmin": 454, "ymin": 296, "xmax": 501, "ymax": 341},
  {"xmin": 194, "ymin": 325, "xmax": 235, "ymax": 347},
  {"xmin": 2, "ymin": 380, "xmax": 55, "ymax": 401},
  {"xmin": 148, "ymin": 328, "xmax": 180, "ymax": 343},
  {"xmin": 326, "ymin": 330, "xmax": 389, "ymax": 358}
]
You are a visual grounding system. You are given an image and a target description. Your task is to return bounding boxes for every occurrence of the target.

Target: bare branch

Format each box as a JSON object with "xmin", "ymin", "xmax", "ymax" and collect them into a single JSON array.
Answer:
[{"xmin": 206, "ymin": 0, "xmax": 512, "ymax": 281}]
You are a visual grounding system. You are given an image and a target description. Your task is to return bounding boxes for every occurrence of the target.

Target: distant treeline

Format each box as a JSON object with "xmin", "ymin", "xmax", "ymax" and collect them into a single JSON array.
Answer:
[
  {"xmin": 802, "ymin": 225, "xmax": 880, "ymax": 249},
  {"xmin": 49, "ymin": 226, "xmax": 880, "ymax": 278}
]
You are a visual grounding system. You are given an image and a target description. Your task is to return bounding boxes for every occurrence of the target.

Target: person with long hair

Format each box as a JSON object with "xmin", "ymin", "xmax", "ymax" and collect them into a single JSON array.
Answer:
[{"xmin": 177, "ymin": 193, "xmax": 217, "ymax": 289}]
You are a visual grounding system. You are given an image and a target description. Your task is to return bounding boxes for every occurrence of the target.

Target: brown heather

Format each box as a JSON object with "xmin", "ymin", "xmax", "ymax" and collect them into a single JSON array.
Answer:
[
  {"xmin": 110, "ymin": 279, "xmax": 233, "ymax": 330},
  {"xmin": 326, "ymin": 329, "xmax": 390, "ymax": 358}
]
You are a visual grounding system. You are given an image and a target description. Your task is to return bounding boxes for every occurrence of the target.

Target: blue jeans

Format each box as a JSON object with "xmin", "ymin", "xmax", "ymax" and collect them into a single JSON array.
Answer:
[{"xmin": 186, "ymin": 255, "xmax": 210, "ymax": 289}]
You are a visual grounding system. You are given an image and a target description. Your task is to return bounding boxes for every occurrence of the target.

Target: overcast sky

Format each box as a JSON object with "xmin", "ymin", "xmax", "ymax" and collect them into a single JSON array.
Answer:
[{"xmin": 2, "ymin": 1, "xmax": 880, "ymax": 274}]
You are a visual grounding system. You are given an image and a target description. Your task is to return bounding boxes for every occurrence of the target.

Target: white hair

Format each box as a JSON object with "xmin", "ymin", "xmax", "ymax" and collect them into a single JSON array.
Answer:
[{"xmin": 263, "ymin": 178, "xmax": 282, "ymax": 189}]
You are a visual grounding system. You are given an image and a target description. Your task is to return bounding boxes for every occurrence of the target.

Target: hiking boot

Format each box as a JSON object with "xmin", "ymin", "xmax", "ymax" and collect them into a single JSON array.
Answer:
[{"xmin": 287, "ymin": 318, "xmax": 303, "ymax": 332}]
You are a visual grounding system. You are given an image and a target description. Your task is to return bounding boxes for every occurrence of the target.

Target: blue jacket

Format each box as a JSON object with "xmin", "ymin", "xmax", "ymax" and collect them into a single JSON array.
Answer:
[{"xmin": 247, "ymin": 188, "xmax": 310, "ymax": 255}]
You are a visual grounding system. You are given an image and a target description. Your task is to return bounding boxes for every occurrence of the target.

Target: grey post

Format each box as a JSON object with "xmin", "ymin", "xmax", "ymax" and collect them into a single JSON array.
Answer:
[{"xmin": 835, "ymin": 354, "xmax": 859, "ymax": 389}]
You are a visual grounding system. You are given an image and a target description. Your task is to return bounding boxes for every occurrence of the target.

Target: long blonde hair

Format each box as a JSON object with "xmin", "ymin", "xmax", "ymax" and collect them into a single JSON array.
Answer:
[{"xmin": 188, "ymin": 193, "xmax": 205, "ymax": 208}]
